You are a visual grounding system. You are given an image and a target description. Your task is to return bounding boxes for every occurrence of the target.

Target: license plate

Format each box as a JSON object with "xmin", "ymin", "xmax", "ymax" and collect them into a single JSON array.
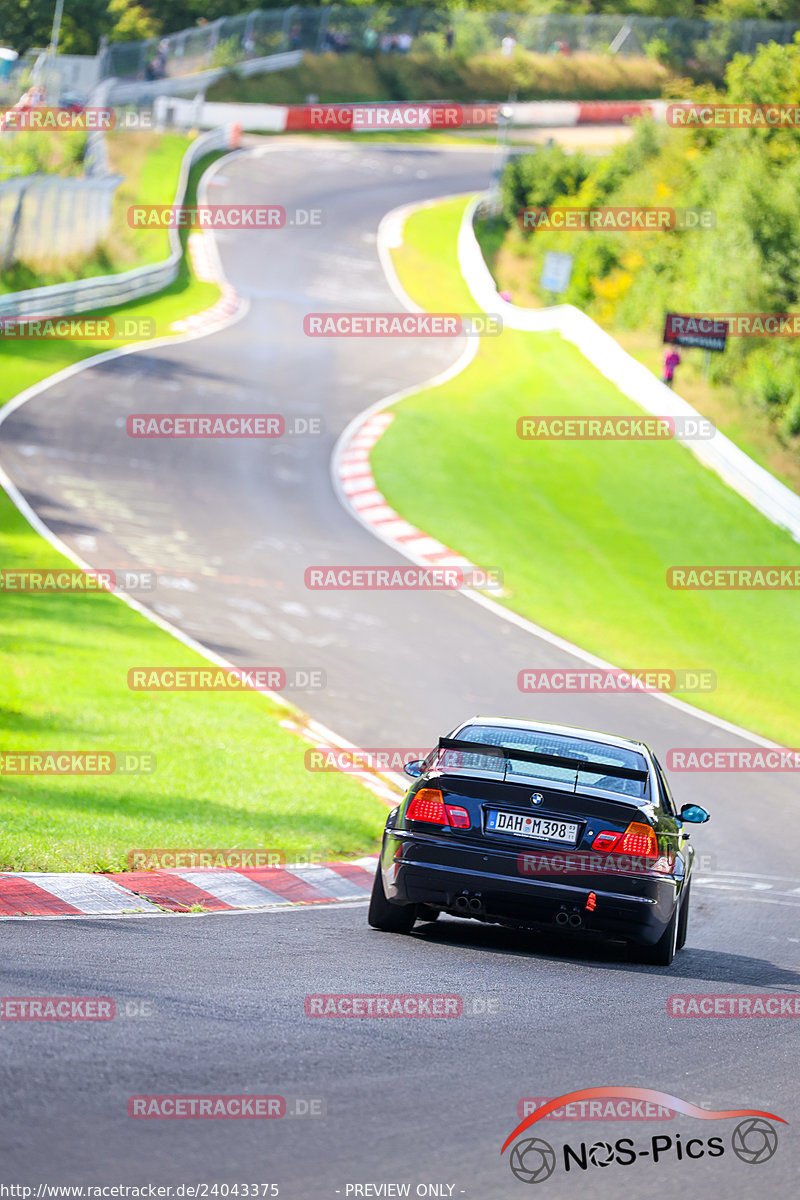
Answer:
[{"xmin": 486, "ymin": 810, "xmax": 579, "ymax": 844}]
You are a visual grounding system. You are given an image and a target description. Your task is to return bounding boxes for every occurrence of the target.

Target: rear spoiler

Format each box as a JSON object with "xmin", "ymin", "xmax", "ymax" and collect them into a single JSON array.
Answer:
[{"xmin": 428, "ymin": 736, "xmax": 649, "ymax": 785}]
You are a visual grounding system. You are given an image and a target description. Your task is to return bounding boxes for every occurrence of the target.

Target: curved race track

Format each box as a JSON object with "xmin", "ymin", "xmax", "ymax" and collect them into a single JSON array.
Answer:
[{"xmin": 0, "ymin": 144, "xmax": 797, "ymax": 1197}]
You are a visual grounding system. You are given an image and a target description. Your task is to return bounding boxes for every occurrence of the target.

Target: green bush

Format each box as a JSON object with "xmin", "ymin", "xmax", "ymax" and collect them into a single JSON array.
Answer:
[{"xmin": 483, "ymin": 34, "xmax": 800, "ymax": 446}]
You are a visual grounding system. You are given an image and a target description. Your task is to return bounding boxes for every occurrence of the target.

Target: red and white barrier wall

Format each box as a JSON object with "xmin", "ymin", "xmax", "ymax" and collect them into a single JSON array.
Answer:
[{"xmin": 162, "ymin": 98, "xmax": 676, "ymax": 133}]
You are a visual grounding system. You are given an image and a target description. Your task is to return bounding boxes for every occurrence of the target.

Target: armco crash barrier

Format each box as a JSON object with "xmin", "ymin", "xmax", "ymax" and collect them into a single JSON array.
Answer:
[{"xmin": 0, "ymin": 124, "xmax": 239, "ymax": 325}]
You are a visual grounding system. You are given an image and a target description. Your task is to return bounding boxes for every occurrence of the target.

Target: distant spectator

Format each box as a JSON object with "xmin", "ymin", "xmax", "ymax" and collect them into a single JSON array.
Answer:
[
  {"xmin": 662, "ymin": 347, "xmax": 681, "ymax": 387},
  {"xmin": 501, "ymin": 35, "xmax": 516, "ymax": 57},
  {"xmin": 289, "ymin": 24, "xmax": 302, "ymax": 51},
  {"xmin": 380, "ymin": 33, "xmax": 396, "ymax": 54},
  {"xmin": 397, "ymin": 32, "xmax": 413, "ymax": 55},
  {"xmin": 323, "ymin": 30, "xmax": 351, "ymax": 54},
  {"xmin": 243, "ymin": 34, "xmax": 256, "ymax": 58},
  {"xmin": 445, "ymin": 26, "xmax": 454, "ymax": 51},
  {"xmin": 363, "ymin": 27, "xmax": 378, "ymax": 53}
]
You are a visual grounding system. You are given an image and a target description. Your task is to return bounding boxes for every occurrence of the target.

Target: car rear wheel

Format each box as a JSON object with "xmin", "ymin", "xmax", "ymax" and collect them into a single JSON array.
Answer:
[
  {"xmin": 368, "ymin": 865, "xmax": 418, "ymax": 933},
  {"xmin": 640, "ymin": 903, "xmax": 679, "ymax": 966},
  {"xmin": 676, "ymin": 881, "xmax": 691, "ymax": 950}
]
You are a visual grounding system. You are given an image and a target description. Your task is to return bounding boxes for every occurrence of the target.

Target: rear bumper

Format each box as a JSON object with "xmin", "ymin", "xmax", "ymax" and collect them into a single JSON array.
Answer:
[{"xmin": 382, "ymin": 830, "xmax": 684, "ymax": 946}]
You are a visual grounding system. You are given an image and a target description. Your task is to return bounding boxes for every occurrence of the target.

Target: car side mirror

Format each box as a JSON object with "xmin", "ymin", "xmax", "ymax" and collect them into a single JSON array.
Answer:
[
  {"xmin": 404, "ymin": 760, "xmax": 423, "ymax": 778},
  {"xmin": 680, "ymin": 803, "xmax": 710, "ymax": 824}
]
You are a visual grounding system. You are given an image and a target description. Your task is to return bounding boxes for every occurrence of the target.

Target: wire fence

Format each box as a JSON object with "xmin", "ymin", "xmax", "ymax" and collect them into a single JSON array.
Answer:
[{"xmin": 98, "ymin": 6, "xmax": 800, "ymax": 83}]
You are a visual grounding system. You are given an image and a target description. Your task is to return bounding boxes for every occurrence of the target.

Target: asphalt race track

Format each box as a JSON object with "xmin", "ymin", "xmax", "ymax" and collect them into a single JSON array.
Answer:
[{"xmin": 1, "ymin": 144, "xmax": 798, "ymax": 1196}]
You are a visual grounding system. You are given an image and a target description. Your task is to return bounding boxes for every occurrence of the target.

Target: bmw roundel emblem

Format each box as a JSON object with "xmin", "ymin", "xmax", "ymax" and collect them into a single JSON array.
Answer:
[{"xmin": 530, "ymin": 792, "xmax": 544, "ymax": 805}]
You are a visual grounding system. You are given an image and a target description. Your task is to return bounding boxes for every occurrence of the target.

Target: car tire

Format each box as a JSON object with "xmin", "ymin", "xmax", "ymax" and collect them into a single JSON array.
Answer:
[
  {"xmin": 676, "ymin": 881, "xmax": 691, "ymax": 950},
  {"xmin": 367, "ymin": 865, "xmax": 418, "ymax": 933},
  {"xmin": 640, "ymin": 902, "xmax": 679, "ymax": 967}
]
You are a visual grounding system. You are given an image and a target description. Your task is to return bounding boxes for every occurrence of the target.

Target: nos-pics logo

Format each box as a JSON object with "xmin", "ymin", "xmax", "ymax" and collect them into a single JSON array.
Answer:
[{"xmin": 502, "ymin": 1087, "xmax": 785, "ymax": 1185}]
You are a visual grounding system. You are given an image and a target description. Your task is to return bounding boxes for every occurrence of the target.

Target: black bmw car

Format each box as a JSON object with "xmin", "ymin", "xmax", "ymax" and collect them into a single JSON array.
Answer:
[{"xmin": 368, "ymin": 717, "xmax": 710, "ymax": 965}]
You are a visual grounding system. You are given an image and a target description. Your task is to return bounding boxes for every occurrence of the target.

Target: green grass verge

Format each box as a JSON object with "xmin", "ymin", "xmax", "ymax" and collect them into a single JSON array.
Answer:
[
  {"xmin": 0, "ymin": 134, "xmax": 192, "ymax": 296},
  {"xmin": 371, "ymin": 196, "xmax": 800, "ymax": 745},
  {"xmin": 209, "ymin": 50, "xmax": 672, "ymax": 105},
  {"xmin": 0, "ymin": 150, "xmax": 387, "ymax": 872}
]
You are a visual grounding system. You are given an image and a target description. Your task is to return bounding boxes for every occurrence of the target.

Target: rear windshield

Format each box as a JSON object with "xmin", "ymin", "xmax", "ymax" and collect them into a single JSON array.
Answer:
[{"xmin": 440, "ymin": 724, "xmax": 648, "ymax": 798}]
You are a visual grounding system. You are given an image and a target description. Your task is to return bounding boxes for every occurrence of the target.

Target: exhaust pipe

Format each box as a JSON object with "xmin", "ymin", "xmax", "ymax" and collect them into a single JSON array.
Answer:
[
  {"xmin": 454, "ymin": 895, "xmax": 470, "ymax": 912},
  {"xmin": 568, "ymin": 913, "xmax": 583, "ymax": 928},
  {"xmin": 555, "ymin": 911, "xmax": 570, "ymax": 926},
  {"xmin": 468, "ymin": 896, "xmax": 484, "ymax": 913}
]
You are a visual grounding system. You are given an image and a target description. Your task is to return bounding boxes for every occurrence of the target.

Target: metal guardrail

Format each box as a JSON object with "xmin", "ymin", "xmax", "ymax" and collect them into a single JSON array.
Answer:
[
  {"xmin": 104, "ymin": 50, "xmax": 303, "ymax": 106},
  {"xmin": 458, "ymin": 195, "xmax": 800, "ymax": 546},
  {"xmin": 0, "ymin": 172, "xmax": 123, "ymax": 267},
  {"xmin": 0, "ymin": 125, "xmax": 235, "ymax": 321}
]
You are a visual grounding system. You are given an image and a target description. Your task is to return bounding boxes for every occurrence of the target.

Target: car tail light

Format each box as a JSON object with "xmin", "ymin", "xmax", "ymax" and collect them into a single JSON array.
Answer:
[
  {"xmin": 615, "ymin": 821, "xmax": 659, "ymax": 858},
  {"xmin": 406, "ymin": 788, "xmax": 448, "ymax": 824},
  {"xmin": 405, "ymin": 790, "xmax": 471, "ymax": 829},
  {"xmin": 591, "ymin": 830, "xmax": 621, "ymax": 851},
  {"xmin": 445, "ymin": 805, "xmax": 470, "ymax": 829}
]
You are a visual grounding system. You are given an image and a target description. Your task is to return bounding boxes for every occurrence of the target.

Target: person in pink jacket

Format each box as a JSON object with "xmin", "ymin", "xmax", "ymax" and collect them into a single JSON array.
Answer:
[{"xmin": 662, "ymin": 347, "xmax": 681, "ymax": 386}]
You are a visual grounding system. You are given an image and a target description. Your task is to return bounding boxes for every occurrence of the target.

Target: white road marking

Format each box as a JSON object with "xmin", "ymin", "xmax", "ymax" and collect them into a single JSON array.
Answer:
[
  {"xmin": 18, "ymin": 873, "xmax": 161, "ymax": 915},
  {"xmin": 176, "ymin": 871, "xmax": 294, "ymax": 908}
]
